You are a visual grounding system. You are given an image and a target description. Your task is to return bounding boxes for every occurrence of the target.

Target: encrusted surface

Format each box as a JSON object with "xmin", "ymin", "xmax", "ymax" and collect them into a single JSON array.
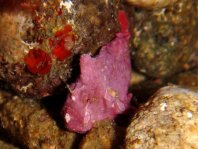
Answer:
[
  {"xmin": 0, "ymin": 0, "xmax": 120, "ymax": 98},
  {"xmin": 126, "ymin": 86, "xmax": 198, "ymax": 149}
]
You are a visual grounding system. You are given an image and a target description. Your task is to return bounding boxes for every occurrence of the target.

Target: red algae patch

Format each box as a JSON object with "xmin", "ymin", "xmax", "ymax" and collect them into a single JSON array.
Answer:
[
  {"xmin": 24, "ymin": 49, "xmax": 52, "ymax": 74},
  {"xmin": 24, "ymin": 24, "xmax": 75, "ymax": 75},
  {"xmin": 50, "ymin": 24, "xmax": 75, "ymax": 61}
]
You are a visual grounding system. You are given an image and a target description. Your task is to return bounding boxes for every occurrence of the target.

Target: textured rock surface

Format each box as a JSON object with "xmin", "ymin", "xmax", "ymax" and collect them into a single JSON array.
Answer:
[
  {"xmin": 170, "ymin": 69, "xmax": 198, "ymax": 89},
  {"xmin": 126, "ymin": 86, "xmax": 198, "ymax": 149},
  {"xmin": 80, "ymin": 120, "xmax": 125, "ymax": 149},
  {"xmin": 126, "ymin": 0, "xmax": 178, "ymax": 9},
  {"xmin": 0, "ymin": 139, "xmax": 19, "ymax": 149},
  {"xmin": 0, "ymin": 90, "xmax": 77, "ymax": 149},
  {"xmin": 130, "ymin": 0, "xmax": 198, "ymax": 78}
]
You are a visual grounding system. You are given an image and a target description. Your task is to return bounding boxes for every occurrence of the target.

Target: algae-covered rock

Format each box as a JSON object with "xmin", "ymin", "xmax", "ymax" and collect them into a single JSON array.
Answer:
[
  {"xmin": 0, "ymin": 0, "xmax": 120, "ymax": 98},
  {"xmin": 131, "ymin": 0, "xmax": 198, "ymax": 78}
]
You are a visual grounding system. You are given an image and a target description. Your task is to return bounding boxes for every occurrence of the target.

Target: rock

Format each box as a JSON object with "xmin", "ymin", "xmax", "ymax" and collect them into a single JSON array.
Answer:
[
  {"xmin": 169, "ymin": 69, "xmax": 198, "ymax": 89},
  {"xmin": 126, "ymin": 0, "xmax": 178, "ymax": 9},
  {"xmin": 0, "ymin": 140, "xmax": 19, "ymax": 149},
  {"xmin": 126, "ymin": 86, "xmax": 198, "ymax": 149},
  {"xmin": 130, "ymin": 79, "xmax": 165, "ymax": 103},
  {"xmin": 0, "ymin": 90, "xmax": 77, "ymax": 149},
  {"xmin": 130, "ymin": 0, "xmax": 198, "ymax": 78},
  {"xmin": 130, "ymin": 71, "xmax": 146, "ymax": 85},
  {"xmin": 0, "ymin": 130, "xmax": 19, "ymax": 149},
  {"xmin": 79, "ymin": 120, "xmax": 125, "ymax": 149},
  {"xmin": 0, "ymin": 0, "xmax": 120, "ymax": 98}
]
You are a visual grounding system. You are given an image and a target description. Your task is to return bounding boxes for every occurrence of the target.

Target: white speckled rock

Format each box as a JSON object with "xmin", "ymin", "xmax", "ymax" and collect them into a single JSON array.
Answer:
[{"xmin": 126, "ymin": 86, "xmax": 198, "ymax": 149}]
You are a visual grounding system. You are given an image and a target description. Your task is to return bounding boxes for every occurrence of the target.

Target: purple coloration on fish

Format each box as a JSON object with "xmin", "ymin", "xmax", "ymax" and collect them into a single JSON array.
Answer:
[{"xmin": 63, "ymin": 11, "xmax": 132, "ymax": 133}]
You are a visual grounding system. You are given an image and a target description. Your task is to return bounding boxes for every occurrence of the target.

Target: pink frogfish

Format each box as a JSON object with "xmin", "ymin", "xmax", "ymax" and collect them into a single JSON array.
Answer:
[{"xmin": 62, "ymin": 10, "xmax": 132, "ymax": 133}]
